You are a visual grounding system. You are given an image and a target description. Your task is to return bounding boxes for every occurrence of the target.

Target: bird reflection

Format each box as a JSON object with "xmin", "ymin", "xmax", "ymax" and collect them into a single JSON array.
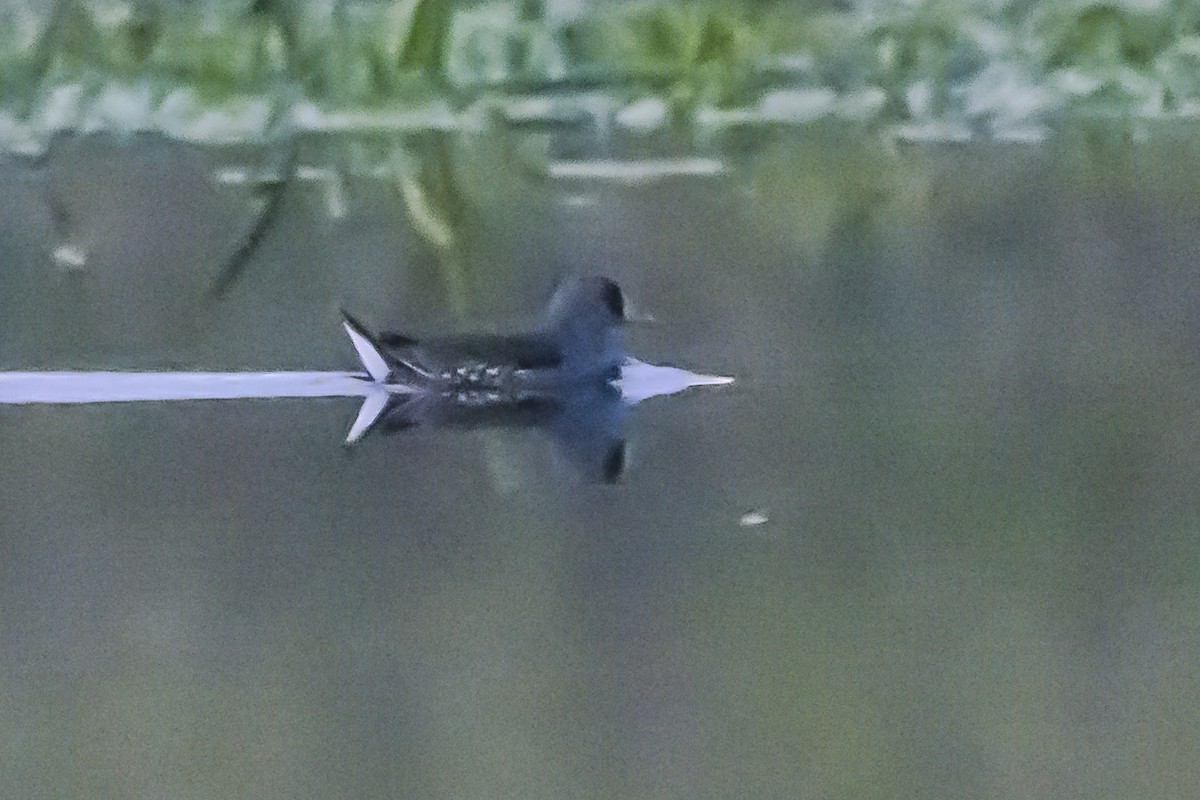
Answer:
[{"xmin": 363, "ymin": 381, "xmax": 628, "ymax": 483}]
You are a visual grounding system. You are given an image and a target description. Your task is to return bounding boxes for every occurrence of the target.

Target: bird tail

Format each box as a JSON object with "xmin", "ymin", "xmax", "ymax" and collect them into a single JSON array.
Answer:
[{"xmin": 341, "ymin": 311, "xmax": 424, "ymax": 444}]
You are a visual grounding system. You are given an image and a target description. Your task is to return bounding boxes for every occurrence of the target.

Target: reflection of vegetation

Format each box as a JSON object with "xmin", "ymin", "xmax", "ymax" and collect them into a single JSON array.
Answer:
[
  {"xmin": 745, "ymin": 133, "xmax": 907, "ymax": 268},
  {"xmin": 395, "ymin": 133, "xmax": 472, "ymax": 316},
  {"xmin": 208, "ymin": 141, "xmax": 297, "ymax": 298}
]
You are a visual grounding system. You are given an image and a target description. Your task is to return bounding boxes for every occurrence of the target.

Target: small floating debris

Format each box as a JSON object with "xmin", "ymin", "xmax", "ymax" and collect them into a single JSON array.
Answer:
[
  {"xmin": 51, "ymin": 244, "xmax": 88, "ymax": 269},
  {"xmin": 545, "ymin": 157, "xmax": 726, "ymax": 184},
  {"xmin": 739, "ymin": 510, "xmax": 770, "ymax": 528}
]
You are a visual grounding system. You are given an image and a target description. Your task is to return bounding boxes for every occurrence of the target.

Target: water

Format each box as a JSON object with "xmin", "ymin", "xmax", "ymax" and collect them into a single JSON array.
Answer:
[{"xmin": 2, "ymin": 128, "xmax": 1200, "ymax": 798}]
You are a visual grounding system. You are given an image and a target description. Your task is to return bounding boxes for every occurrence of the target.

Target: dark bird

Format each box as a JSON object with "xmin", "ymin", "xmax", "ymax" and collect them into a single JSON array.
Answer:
[{"xmin": 341, "ymin": 276, "xmax": 631, "ymax": 480}]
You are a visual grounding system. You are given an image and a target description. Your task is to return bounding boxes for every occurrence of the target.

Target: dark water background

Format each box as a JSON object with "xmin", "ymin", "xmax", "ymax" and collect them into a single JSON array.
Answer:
[{"xmin": 2, "ymin": 128, "xmax": 1200, "ymax": 798}]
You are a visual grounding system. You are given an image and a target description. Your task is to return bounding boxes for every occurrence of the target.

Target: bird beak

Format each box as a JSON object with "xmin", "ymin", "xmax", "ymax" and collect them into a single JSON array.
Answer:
[{"xmin": 622, "ymin": 300, "xmax": 656, "ymax": 326}]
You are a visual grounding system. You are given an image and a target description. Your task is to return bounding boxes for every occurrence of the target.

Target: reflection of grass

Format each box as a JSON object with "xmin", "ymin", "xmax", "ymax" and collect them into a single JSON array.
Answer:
[{"xmin": 395, "ymin": 134, "xmax": 471, "ymax": 317}]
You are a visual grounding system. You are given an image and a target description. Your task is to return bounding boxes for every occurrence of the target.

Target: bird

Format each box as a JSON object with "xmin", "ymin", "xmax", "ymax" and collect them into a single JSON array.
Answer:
[
  {"xmin": 340, "ymin": 276, "xmax": 630, "ymax": 460},
  {"xmin": 342, "ymin": 275, "xmax": 627, "ymax": 405}
]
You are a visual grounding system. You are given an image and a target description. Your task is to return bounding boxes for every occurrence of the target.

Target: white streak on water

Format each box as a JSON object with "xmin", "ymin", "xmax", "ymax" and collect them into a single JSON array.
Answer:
[
  {"xmin": 0, "ymin": 361, "xmax": 734, "ymax": 408},
  {"xmin": 0, "ymin": 372, "xmax": 372, "ymax": 404},
  {"xmin": 616, "ymin": 358, "xmax": 735, "ymax": 405}
]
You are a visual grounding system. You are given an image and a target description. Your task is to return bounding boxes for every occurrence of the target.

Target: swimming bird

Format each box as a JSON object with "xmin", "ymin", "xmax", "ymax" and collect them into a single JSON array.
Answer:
[
  {"xmin": 343, "ymin": 275, "xmax": 626, "ymax": 402},
  {"xmin": 341, "ymin": 276, "xmax": 631, "ymax": 477},
  {"xmin": 0, "ymin": 275, "xmax": 731, "ymax": 480}
]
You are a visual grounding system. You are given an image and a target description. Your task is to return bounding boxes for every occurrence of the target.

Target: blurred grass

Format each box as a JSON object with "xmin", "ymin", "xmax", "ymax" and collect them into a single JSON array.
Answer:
[{"xmin": 5, "ymin": 0, "xmax": 1200, "ymax": 149}]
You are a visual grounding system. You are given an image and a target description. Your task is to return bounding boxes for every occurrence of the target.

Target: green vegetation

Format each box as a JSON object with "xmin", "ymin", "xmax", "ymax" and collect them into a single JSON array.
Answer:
[{"xmin": 5, "ymin": 0, "xmax": 1200, "ymax": 151}]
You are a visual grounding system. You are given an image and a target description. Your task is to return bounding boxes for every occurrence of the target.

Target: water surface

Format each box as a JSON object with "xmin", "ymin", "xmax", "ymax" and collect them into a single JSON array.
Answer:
[{"xmin": 2, "ymin": 129, "xmax": 1199, "ymax": 798}]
